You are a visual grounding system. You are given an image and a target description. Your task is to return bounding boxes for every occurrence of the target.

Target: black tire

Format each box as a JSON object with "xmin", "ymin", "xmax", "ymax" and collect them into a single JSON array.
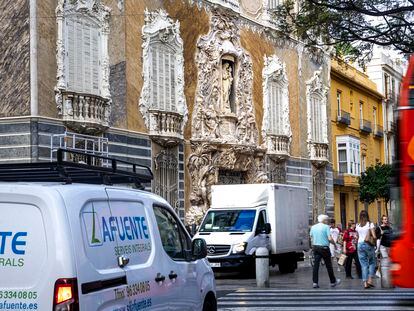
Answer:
[
  {"xmin": 279, "ymin": 261, "xmax": 296, "ymax": 274},
  {"xmin": 240, "ymin": 261, "xmax": 256, "ymax": 278},
  {"xmin": 202, "ymin": 292, "xmax": 217, "ymax": 311}
]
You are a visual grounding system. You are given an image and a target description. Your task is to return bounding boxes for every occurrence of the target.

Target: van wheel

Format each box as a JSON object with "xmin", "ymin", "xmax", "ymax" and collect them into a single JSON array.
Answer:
[{"xmin": 202, "ymin": 292, "xmax": 217, "ymax": 311}]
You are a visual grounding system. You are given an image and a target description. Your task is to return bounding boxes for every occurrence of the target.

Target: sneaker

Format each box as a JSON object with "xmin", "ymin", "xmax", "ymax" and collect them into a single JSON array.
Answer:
[
  {"xmin": 313, "ymin": 283, "xmax": 319, "ymax": 288},
  {"xmin": 331, "ymin": 279, "xmax": 341, "ymax": 287}
]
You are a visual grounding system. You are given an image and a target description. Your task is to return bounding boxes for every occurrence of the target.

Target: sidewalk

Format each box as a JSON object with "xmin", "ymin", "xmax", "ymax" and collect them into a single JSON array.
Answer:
[{"xmin": 215, "ymin": 259, "xmax": 386, "ymax": 292}]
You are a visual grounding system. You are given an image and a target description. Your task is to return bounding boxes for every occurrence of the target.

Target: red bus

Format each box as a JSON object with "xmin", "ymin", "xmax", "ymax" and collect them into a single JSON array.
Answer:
[{"xmin": 390, "ymin": 55, "xmax": 414, "ymax": 288}]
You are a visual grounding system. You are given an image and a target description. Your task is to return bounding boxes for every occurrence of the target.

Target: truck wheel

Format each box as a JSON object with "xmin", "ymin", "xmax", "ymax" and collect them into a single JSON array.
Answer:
[
  {"xmin": 241, "ymin": 261, "xmax": 256, "ymax": 278},
  {"xmin": 202, "ymin": 292, "xmax": 217, "ymax": 311}
]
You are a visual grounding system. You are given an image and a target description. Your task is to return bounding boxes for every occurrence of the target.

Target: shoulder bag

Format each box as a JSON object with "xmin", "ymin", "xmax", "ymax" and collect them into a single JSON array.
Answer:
[{"xmin": 364, "ymin": 222, "xmax": 376, "ymax": 246}]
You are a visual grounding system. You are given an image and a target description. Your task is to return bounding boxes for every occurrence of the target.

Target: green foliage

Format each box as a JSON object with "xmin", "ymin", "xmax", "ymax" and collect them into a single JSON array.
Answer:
[
  {"xmin": 358, "ymin": 163, "xmax": 392, "ymax": 204},
  {"xmin": 272, "ymin": 0, "xmax": 413, "ymax": 63}
]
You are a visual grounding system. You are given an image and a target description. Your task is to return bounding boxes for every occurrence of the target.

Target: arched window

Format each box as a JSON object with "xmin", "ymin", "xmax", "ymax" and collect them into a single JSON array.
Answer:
[
  {"xmin": 65, "ymin": 16, "xmax": 101, "ymax": 94},
  {"xmin": 262, "ymin": 55, "xmax": 290, "ymax": 136},
  {"xmin": 262, "ymin": 55, "xmax": 291, "ymax": 157},
  {"xmin": 306, "ymin": 70, "xmax": 328, "ymax": 144},
  {"xmin": 56, "ymin": 0, "xmax": 110, "ymax": 98},
  {"xmin": 139, "ymin": 9, "xmax": 187, "ymax": 132}
]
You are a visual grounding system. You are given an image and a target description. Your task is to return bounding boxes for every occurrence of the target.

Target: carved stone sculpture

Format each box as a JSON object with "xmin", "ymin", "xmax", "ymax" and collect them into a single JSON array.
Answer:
[
  {"xmin": 187, "ymin": 9, "xmax": 268, "ymax": 224},
  {"xmin": 222, "ymin": 62, "xmax": 233, "ymax": 113},
  {"xmin": 191, "ymin": 9, "xmax": 258, "ymax": 145}
]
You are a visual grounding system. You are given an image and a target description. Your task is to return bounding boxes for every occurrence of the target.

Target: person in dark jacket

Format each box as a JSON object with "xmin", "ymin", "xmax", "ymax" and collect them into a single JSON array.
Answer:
[
  {"xmin": 342, "ymin": 220, "xmax": 362, "ymax": 279},
  {"xmin": 375, "ymin": 215, "xmax": 393, "ymax": 287},
  {"xmin": 375, "ymin": 215, "xmax": 393, "ymax": 258}
]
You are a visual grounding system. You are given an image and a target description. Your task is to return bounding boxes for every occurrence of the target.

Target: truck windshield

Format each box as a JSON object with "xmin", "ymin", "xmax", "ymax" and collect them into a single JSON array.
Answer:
[{"xmin": 199, "ymin": 210, "xmax": 256, "ymax": 232}]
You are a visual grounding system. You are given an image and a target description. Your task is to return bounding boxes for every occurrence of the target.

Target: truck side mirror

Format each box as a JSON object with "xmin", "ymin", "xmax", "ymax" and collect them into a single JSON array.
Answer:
[
  {"xmin": 264, "ymin": 223, "xmax": 271, "ymax": 234},
  {"xmin": 192, "ymin": 238, "xmax": 207, "ymax": 260}
]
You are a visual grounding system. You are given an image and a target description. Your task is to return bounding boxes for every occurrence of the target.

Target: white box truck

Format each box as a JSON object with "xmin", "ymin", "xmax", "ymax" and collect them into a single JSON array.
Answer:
[{"xmin": 193, "ymin": 183, "xmax": 309, "ymax": 274}]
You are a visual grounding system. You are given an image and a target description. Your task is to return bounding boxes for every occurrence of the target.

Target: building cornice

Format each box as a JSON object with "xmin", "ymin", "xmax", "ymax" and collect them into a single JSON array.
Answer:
[{"xmin": 331, "ymin": 66, "xmax": 383, "ymax": 100}]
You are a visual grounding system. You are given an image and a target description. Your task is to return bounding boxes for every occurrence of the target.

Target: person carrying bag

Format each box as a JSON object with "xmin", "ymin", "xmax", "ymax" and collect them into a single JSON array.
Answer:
[{"xmin": 356, "ymin": 210, "xmax": 377, "ymax": 289}]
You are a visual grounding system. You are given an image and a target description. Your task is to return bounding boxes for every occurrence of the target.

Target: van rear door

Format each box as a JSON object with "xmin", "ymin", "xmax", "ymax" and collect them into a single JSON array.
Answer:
[
  {"xmin": 60, "ymin": 187, "xmax": 128, "ymax": 310},
  {"xmin": 0, "ymin": 186, "xmax": 75, "ymax": 311},
  {"xmin": 0, "ymin": 202, "xmax": 46, "ymax": 311}
]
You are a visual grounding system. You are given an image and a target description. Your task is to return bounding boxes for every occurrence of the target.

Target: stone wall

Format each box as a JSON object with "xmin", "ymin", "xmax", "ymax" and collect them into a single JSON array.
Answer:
[{"xmin": 0, "ymin": 0, "xmax": 30, "ymax": 117}]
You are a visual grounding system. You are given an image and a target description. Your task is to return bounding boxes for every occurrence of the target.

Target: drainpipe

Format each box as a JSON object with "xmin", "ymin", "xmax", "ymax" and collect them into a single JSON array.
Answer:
[{"xmin": 30, "ymin": 0, "xmax": 38, "ymax": 116}]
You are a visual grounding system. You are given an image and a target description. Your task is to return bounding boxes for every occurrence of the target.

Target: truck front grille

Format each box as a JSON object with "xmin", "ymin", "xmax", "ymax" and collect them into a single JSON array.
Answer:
[{"xmin": 206, "ymin": 244, "xmax": 230, "ymax": 256}]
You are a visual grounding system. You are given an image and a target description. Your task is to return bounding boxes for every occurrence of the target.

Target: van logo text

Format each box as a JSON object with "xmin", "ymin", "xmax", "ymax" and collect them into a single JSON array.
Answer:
[{"xmin": 0, "ymin": 232, "xmax": 27, "ymax": 255}]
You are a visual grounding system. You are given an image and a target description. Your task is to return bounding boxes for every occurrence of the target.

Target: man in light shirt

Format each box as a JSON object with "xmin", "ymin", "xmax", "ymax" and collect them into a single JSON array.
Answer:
[{"xmin": 310, "ymin": 214, "xmax": 341, "ymax": 288}]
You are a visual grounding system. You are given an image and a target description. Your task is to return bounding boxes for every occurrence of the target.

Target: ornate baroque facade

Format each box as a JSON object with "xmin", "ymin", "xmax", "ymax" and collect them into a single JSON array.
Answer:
[{"xmin": 0, "ymin": 0, "xmax": 334, "ymax": 224}]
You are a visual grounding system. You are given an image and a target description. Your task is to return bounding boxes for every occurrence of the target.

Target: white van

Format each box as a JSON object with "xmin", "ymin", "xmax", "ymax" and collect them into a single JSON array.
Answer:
[{"xmin": 0, "ymin": 150, "xmax": 216, "ymax": 311}]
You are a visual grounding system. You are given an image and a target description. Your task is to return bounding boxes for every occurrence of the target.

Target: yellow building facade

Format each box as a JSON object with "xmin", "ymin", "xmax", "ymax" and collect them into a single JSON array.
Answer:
[{"xmin": 330, "ymin": 59, "xmax": 386, "ymax": 228}]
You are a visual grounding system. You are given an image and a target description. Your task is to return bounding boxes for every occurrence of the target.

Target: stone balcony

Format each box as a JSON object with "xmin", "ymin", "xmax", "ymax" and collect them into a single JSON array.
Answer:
[
  {"xmin": 309, "ymin": 142, "xmax": 329, "ymax": 166},
  {"xmin": 148, "ymin": 110, "xmax": 184, "ymax": 147},
  {"xmin": 265, "ymin": 134, "xmax": 290, "ymax": 161},
  {"xmin": 60, "ymin": 91, "xmax": 110, "ymax": 134}
]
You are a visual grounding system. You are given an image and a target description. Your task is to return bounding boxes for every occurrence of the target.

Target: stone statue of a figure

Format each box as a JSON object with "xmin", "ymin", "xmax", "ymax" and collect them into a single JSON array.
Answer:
[{"xmin": 222, "ymin": 62, "xmax": 233, "ymax": 113}]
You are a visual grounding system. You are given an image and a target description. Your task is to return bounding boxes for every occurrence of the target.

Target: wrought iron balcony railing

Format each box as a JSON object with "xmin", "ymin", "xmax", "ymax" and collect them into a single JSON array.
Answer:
[
  {"xmin": 359, "ymin": 119, "xmax": 372, "ymax": 134},
  {"xmin": 333, "ymin": 171, "xmax": 344, "ymax": 186},
  {"xmin": 374, "ymin": 125, "xmax": 384, "ymax": 138},
  {"xmin": 336, "ymin": 110, "xmax": 351, "ymax": 126}
]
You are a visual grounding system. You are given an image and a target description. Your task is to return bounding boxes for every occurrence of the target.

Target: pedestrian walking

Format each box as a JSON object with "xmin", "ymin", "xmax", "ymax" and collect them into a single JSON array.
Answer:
[
  {"xmin": 375, "ymin": 215, "xmax": 393, "ymax": 287},
  {"xmin": 329, "ymin": 219, "xmax": 342, "ymax": 272},
  {"xmin": 342, "ymin": 220, "xmax": 362, "ymax": 279},
  {"xmin": 329, "ymin": 219, "xmax": 340, "ymax": 257},
  {"xmin": 356, "ymin": 210, "xmax": 377, "ymax": 289},
  {"xmin": 310, "ymin": 214, "xmax": 341, "ymax": 289}
]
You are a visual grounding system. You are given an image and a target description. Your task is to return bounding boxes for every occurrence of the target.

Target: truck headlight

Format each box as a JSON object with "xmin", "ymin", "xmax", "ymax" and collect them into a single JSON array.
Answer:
[{"xmin": 232, "ymin": 242, "xmax": 247, "ymax": 254}]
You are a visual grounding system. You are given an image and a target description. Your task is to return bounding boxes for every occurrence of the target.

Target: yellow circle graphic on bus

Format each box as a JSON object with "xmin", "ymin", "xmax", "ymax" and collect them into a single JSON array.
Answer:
[{"xmin": 408, "ymin": 136, "xmax": 414, "ymax": 161}]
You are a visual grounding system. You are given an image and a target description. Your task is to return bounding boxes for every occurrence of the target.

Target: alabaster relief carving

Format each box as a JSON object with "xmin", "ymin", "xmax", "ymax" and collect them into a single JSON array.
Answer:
[
  {"xmin": 187, "ymin": 10, "xmax": 268, "ymax": 224},
  {"xmin": 262, "ymin": 55, "xmax": 291, "ymax": 159},
  {"xmin": 306, "ymin": 69, "xmax": 329, "ymax": 164},
  {"xmin": 55, "ymin": 0, "xmax": 111, "ymax": 134},
  {"xmin": 222, "ymin": 62, "xmax": 234, "ymax": 113},
  {"xmin": 191, "ymin": 9, "xmax": 258, "ymax": 145},
  {"xmin": 186, "ymin": 142, "xmax": 268, "ymax": 224},
  {"xmin": 139, "ymin": 9, "xmax": 187, "ymax": 146}
]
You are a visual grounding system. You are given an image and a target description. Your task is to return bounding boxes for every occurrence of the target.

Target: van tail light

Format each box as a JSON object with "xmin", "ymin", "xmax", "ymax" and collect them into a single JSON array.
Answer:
[{"xmin": 53, "ymin": 278, "xmax": 79, "ymax": 311}]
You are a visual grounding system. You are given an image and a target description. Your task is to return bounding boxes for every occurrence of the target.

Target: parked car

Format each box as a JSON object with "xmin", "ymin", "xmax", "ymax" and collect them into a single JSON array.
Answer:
[{"xmin": 0, "ymin": 150, "xmax": 216, "ymax": 311}]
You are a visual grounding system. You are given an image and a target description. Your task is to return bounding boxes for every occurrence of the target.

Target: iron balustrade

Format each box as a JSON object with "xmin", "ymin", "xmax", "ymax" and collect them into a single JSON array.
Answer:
[
  {"xmin": 336, "ymin": 110, "xmax": 351, "ymax": 126},
  {"xmin": 360, "ymin": 119, "xmax": 372, "ymax": 134}
]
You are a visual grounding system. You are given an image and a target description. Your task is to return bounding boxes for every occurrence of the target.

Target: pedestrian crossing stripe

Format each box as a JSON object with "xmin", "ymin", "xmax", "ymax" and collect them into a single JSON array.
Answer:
[{"xmin": 218, "ymin": 289, "xmax": 414, "ymax": 311}]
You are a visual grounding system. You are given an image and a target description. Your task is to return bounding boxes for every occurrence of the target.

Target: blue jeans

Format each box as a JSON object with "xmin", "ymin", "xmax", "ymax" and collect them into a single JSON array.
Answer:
[{"xmin": 358, "ymin": 242, "xmax": 376, "ymax": 282}]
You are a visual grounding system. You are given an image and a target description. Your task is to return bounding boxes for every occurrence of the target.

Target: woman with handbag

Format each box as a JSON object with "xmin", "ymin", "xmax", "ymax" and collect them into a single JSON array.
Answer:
[{"xmin": 356, "ymin": 210, "xmax": 377, "ymax": 289}]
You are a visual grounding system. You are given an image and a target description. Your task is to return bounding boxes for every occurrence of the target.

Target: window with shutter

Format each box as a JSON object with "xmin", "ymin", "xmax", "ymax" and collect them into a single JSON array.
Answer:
[
  {"xmin": 311, "ymin": 95, "xmax": 324, "ymax": 143},
  {"xmin": 150, "ymin": 43, "xmax": 177, "ymax": 112},
  {"xmin": 268, "ymin": 81, "xmax": 284, "ymax": 135},
  {"xmin": 64, "ymin": 16, "xmax": 101, "ymax": 95}
]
